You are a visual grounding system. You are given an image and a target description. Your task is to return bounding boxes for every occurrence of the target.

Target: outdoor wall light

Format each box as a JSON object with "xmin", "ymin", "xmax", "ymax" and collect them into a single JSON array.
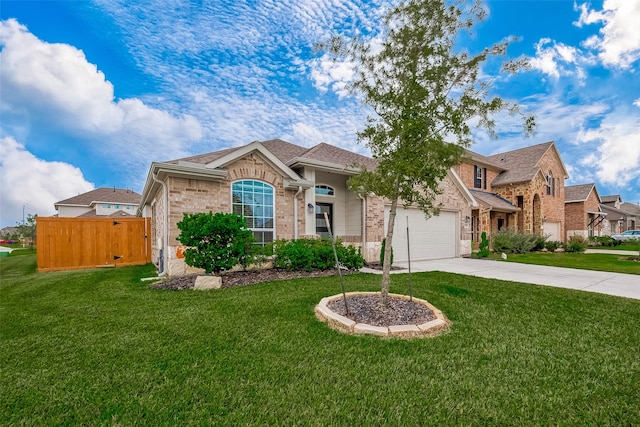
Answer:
[{"xmin": 307, "ymin": 203, "xmax": 314, "ymax": 214}]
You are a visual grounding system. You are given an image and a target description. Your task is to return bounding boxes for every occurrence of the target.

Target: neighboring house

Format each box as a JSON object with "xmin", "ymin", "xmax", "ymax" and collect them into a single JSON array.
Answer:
[
  {"xmin": 564, "ymin": 183, "xmax": 607, "ymax": 239},
  {"xmin": 54, "ymin": 188, "xmax": 141, "ymax": 218},
  {"xmin": 452, "ymin": 141, "xmax": 569, "ymax": 244},
  {"xmin": 138, "ymin": 139, "xmax": 477, "ymax": 276},
  {"xmin": 619, "ymin": 201, "xmax": 640, "ymax": 231},
  {"xmin": 600, "ymin": 195, "xmax": 626, "ymax": 235}
]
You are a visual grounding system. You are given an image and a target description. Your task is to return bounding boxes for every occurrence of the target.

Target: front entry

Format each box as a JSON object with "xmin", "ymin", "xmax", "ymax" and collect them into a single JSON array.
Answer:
[{"xmin": 315, "ymin": 203, "xmax": 333, "ymax": 238}]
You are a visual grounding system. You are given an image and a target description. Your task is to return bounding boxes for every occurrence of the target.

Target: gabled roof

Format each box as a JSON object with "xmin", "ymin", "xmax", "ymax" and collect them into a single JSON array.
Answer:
[
  {"xmin": 565, "ymin": 183, "xmax": 599, "ymax": 203},
  {"xmin": 481, "ymin": 141, "xmax": 569, "ymax": 186},
  {"xmin": 461, "ymin": 149, "xmax": 506, "ymax": 171},
  {"xmin": 288, "ymin": 142, "xmax": 378, "ymax": 172},
  {"xmin": 600, "ymin": 194, "xmax": 621, "ymax": 204},
  {"xmin": 55, "ymin": 188, "xmax": 141, "ymax": 208},
  {"xmin": 469, "ymin": 190, "xmax": 519, "ymax": 213}
]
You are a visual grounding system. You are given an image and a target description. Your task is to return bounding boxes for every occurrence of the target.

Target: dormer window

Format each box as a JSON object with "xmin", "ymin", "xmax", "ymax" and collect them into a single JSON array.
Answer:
[{"xmin": 315, "ymin": 185, "xmax": 335, "ymax": 196}]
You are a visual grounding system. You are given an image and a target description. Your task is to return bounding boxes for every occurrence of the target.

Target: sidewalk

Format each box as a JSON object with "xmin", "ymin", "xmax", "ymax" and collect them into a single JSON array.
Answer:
[{"xmin": 361, "ymin": 257, "xmax": 640, "ymax": 300}]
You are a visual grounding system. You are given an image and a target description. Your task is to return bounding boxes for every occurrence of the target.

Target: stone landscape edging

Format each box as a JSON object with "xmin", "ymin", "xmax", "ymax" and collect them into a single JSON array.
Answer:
[{"xmin": 315, "ymin": 292, "xmax": 450, "ymax": 339}]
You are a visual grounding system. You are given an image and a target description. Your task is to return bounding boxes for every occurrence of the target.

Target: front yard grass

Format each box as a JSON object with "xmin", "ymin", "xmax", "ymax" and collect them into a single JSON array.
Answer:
[
  {"xmin": 2, "ymin": 255, "xmax": 640, "ymax": 425},
  {"xmin": 493, "ymin": 252, "xmax": 640, "ymax": 275}
]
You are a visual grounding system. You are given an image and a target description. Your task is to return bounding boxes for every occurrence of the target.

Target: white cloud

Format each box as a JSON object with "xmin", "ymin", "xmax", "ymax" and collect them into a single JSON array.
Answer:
[
  {"xmin": 308, "ymin": 55, "xmax": 354, "ymax": 97},
  {"xmin": 576, "ymin": 110, "xmax": 640, "ymax": 184},
  {"xmin": 0, "ymin": 137, "xmax": 94, "ymax": 226},
  {"xmin": 529, "ymin": 38, "xmax": 589, "ymax": 81},
  {"xmin": 0, "ymin": 19, "xmax": 202, "ymax": 164},
  {"xmin": 634, "ymin": 98, "xmax": 640, "ymax": 108},
  {"xmin": 574, "ymin": 0, "xmax": 640, "ymax": 68}
]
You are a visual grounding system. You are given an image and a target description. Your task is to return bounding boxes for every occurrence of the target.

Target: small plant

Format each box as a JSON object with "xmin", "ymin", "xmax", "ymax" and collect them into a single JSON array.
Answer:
[
  {"xmin": 477, "ymin": 231, "xmax": 490, "ymax": 258},
  {"xmin": 544, "ymin": 240, "xmax": 562, "ymax": 252},
  {"xmin": 176, "ymin": 212, "xmax": 254, "ymax": 274},
  {"xmin": 380, "ymin": 238, "xmax": 394, "ymax": 267},
  {"xmin": 272, "ymin": 238, "xmax": 364, "ymax": 271},
  {"xmin": 565, "ymin": 235, "xmax": 586, "ymax": 253},
  {"xmin": 491, "ymin": 229, "xmax": 541, "ymax": 254}
]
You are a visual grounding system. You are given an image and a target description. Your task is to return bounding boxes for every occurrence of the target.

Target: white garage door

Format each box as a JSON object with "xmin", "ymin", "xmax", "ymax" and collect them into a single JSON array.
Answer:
[
  {"xmin": 543, "ymin": 221, "xmax": 560, "ymax": 241},
  {"xmin": 384, "ymin": 208, "xmax": 457, "ymax": 262}
]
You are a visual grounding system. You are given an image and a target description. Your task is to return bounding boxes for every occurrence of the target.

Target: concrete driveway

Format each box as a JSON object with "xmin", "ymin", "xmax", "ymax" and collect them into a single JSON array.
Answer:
[{"xmin": 363, "ymin": 257, "xmax": 640, "ymax": 300}]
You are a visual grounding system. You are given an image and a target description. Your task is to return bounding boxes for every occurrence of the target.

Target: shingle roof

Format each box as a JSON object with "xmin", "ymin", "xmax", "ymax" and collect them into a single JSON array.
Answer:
[
  {"xmin": 564, "ymin": 183, "xmax": 595, "ymax": 202},
  {"xmin": 55, "ymin": 188, "xmax": 141, "ymax": 207},
  {"xmin": 461, "ymin": 149, "xmax": 505, "ymax": 170},
  {"xmin": 165, "ymin": 139, "xmax": 376, "ymax": 172},
  {"xmin": 77, "ymin": 209, "xmax": 136, "ymax": 218},
  {"xmin": 483, "ymin": 141, "xmax": 556, "ymax": 186},
  {"xmin": 294, "ymin": 142, "xmax": 378, "ymax": 170},
  {"xmin": 469, "ymin": 190, "xmax": 519, "ymax": 212},
  {"xmin": 600, "ymin": 204, "xmax": 627, "ymax": 221},
  {"xmin": 600, "ymin": 194, "xmax": 621, "ymax": 203},
  {"xmin": 619, "ymin": 202, "xmax": 640, "ymax": 215}
]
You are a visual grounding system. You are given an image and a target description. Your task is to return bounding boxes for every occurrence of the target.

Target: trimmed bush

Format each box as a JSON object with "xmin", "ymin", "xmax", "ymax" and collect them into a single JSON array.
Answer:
[
  {"xmin": 177, "ymin": 212, "xmax": 254, "ymax": 274},
  {"xmin": 491, "ymin": 229, "xmax": 542, "ymax": 254},
  {"xmin": 273, "ymin": 238, "xmax": 364, "ymax": 271},
  {"xmin": 588, "ymin": 235, "xmax": 622, "ymax": 247},
  {"xmin": 477, "ymin": 231, "xmax": 490, "ymax": 258},
  {"xmin": 544, "ymin": 240, "xmax": 562, "ymax": 252},
  {"xmin": 565, "ymin": 235, "xmax": 586, "ymax": 253}
]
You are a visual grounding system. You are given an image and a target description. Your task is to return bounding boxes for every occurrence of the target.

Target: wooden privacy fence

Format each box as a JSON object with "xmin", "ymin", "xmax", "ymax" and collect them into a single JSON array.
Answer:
[{"xmin": 37, "ymin": 217, "xmax": 151, "ymax": 272}]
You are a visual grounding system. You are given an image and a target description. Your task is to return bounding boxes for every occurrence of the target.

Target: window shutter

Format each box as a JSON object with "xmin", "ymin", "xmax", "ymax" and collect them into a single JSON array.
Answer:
[{"xmin": 483, "ymin": 168, "xmax": 487, "ymax": 190}]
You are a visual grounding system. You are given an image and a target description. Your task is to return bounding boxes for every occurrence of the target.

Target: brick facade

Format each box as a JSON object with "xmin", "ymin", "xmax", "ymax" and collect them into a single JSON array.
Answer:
[{"xmin": 565, "ymin": 188, "xmax": 604, "ymax": 239}]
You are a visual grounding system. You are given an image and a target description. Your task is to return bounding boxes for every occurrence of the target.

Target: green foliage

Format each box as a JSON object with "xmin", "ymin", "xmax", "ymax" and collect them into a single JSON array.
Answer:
[
  {"xmin": 380, "ymin": 238, "xmax": 394, "ymax": 266},
  {"xmin": 565, "ymin": 235, "xmax": 586, "ymax": 253},
  {"xmin": 477, "ymin": 231, "xmax": 490, "ymax": 257},
  {"xmin": 491, "ymin": 229, "xmax": 542, "ymax": 254},
  {"xmin": 320, "ymin": 0, "xmax": 535, "ymax": 302},
  {"xmin": 176, "ymin": 212, "xmax": 254, "ymax": 274},
  {"xmin": 544, "ymin": 240, "xmax": 562, "ymax": 252},
  {"xmin": 533, "ymin": 235, "xmax": 547, "ymax": 251},
  {"xmin": 16, "ymin": 214, "xmax": 37, "ymax": 248},
  {"xmin": 588, "ymin": 235, "xmax": 622, "ymax": 247},
  {"xmin": 273, "ymin": 238, "xmax": 364, "ymax": 271},
  {"xmin": 3, "ymin": 255, "xmax": 640, "ymax": 425}
]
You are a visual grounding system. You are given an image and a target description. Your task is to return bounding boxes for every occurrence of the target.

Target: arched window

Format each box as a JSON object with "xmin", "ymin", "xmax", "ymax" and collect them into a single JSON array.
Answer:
[
  {"xmin": 546, "ymin": 171, "xmax": 554, "ymax": 196},
  {"xmin": 315, "ymin": 184, "xmax": 335, "ymax": 196},
  {"xmin": 232, "ymin": 180, "xmax": 274, "ymax": 245}
]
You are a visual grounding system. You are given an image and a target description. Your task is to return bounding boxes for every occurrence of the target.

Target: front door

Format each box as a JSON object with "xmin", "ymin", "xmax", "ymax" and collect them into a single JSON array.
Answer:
[{"xmin": 315, "ymin": 203, "xmax": 333, "ymax": 238}]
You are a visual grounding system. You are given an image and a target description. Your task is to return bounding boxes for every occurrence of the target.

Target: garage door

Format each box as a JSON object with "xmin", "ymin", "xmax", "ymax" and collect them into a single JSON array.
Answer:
[
  {"xmin": 384, "ymin": 208, "xmax": 457, "ymax": 262},
  {"xmin": 543, "ymin": 221, "xmax": 560, "ymax": 241}
]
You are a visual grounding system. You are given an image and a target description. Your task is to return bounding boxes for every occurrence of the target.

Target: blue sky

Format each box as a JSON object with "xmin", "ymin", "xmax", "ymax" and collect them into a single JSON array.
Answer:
[{"xmin": 1, "ymin": 0, "xmax": 639, "ymax": 227}]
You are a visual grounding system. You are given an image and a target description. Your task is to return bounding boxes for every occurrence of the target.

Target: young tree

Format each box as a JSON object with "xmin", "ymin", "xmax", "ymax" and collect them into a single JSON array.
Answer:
[
  {"xmin": 16, "ymin": 214, "xmax": 37, "ymax": 249},
  {"xmin": 324, "ymin": 0, "xmax": 535, "ymax": 305}
]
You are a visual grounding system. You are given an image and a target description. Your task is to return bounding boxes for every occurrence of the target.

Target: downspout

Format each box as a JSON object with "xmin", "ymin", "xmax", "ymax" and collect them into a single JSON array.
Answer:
[
  {"xmin": 152, "ymin": 171, "xmax": 169, "ymax": 277},
  {"xmin": 358, "ymin": 194, "xmax": 366, "ymax": 256},
  {"xmin": 293, "ymin": 186, "xmax": 303, "ymax": 239}
]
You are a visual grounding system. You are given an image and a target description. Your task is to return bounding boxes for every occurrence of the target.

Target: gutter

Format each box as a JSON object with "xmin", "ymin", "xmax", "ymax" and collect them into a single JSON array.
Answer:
[
  {"xmin": 293, "ymin": 186, "xmax": 303, "ymax": 239},
  {"xmin": 151, "ymin": 171, "xmax": 169, "ymax": 277},
  {"xmin": 358, "ymin": 194, "xmax": 367, "ymax": 250}
]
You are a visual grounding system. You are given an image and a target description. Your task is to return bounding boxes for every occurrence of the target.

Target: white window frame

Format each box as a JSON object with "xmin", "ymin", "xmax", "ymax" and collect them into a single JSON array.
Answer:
[
  {"xmin": 231, "ymin": 180, "xmax": 275, "ymax": 245},
  {"xmin": 315, "ymin": 184, "xmax": 335, "ymax": 197}
]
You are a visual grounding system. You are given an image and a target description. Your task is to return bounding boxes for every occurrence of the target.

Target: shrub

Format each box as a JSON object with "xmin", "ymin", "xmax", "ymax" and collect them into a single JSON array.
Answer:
[
  {"xmin": 177, "ymin": 212, "xmax": 254, "ymax": 274},
  {"xmin": 533, "ymin": 235, "xmax": 547, "ymax": 251},
  {"xmin": 491, "ymin": 229, "xmax": 541, "ymax": 254},
  {"xmin": 544, "ymin": 240, "xmax": 562, "ymax": 252},
  {"xmin": 272, "ymin": 238, "xmax": 364, "ymax": 271},
  {"xmin": 588, "ymin": 235, "xmax": 622, "ymax": 247},
  {"xmin": 477, "ymin": 231, "xmax": 490, "ymax": 258},
  {"xmin": 565, "ymin": 235, "xmax": 586, "ymax": 253},
  {"xmin": 380, "ymin": 238, "xmax": 394, "ymax": 267}
]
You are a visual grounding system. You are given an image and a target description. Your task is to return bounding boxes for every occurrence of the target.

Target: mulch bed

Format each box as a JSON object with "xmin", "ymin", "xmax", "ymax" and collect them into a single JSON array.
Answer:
[
  {"xmin": 148, "ymin": 265, "xmax": 433, "ymax": 326},
  {"xmin": 328, "ymin": 295, "xmax": 436, "ymax": 327},
  {"xmin": 148, "ymin": 268, "xmax": 358, "ymax": 291}
]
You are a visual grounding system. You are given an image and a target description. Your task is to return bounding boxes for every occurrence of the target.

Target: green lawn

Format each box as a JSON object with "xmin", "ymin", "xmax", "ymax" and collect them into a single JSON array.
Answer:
[
  {"xmin": 589, "ymin": 242, "xmax": 640, "ymax": 252},
  {"xmin": 2, "ymin": 255, "xmax": 640, "ymax": 425},
  {"xmin": 493, "ymin": 252, "xmax": 640, "ymax": 275}
]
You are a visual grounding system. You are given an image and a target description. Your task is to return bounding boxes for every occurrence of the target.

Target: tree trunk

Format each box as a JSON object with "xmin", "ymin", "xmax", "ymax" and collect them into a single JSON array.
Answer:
[{"xmin": 380, "ymin": 180, "xmax": 400, "ymax": 307}]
